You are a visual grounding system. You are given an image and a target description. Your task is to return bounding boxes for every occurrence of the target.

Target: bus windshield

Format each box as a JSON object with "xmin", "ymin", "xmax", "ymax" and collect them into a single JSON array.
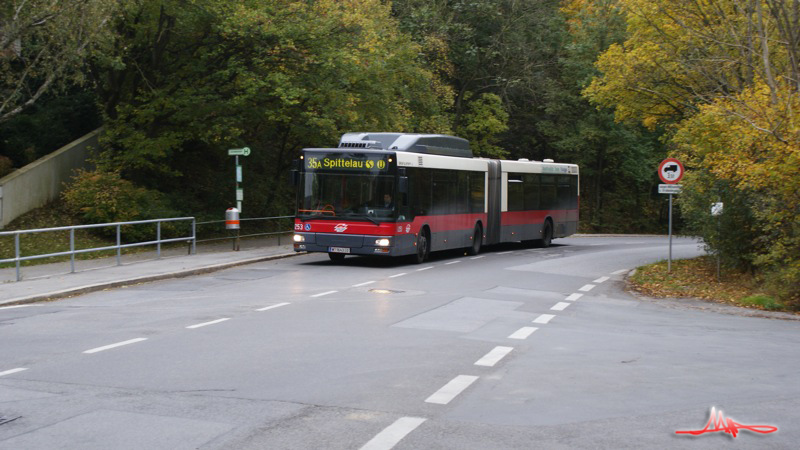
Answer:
[{"xmin": 298, "ymin": 172, "xmax": 396, "ymax": 221}]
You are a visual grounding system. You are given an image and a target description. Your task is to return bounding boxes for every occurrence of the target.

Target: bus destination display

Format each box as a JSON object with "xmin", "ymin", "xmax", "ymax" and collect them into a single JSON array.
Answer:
[{"xmin": 305, "ymin": 155, "xmax": 390, "ymax": 172}]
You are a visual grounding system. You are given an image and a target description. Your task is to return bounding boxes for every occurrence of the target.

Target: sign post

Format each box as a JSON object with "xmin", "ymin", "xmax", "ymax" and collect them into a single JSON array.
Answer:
[
  {"xmin": 711, "ymin": 202, "xmax": 723, "ymax": 281},
  {"xmin": 228, "ymin": 147, "xmax": 250, "ymax": 212},
  {"xmin": 658, "ymin": 158, "xmax": 685, "ymax": 272}
]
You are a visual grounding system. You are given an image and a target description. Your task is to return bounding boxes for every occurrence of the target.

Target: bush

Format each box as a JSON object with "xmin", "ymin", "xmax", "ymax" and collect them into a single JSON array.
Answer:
[
  {"xmin": 0, "ymin": 155, "xmax": 12, "ymax": 178},
  {"xmin": 62, "ymin": 169, "xmax": 181, "ymax": 242}
]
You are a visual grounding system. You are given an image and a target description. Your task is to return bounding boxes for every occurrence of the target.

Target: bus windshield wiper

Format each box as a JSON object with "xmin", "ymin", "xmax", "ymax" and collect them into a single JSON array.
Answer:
[{"xmin": 349, "ymin": 214, "xmax": 380, "ymax": 225}]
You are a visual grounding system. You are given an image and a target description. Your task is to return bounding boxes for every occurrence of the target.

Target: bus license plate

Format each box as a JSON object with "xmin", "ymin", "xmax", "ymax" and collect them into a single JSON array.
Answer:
[{"xmin": 329, "ymin": 247, "xmax": 350, "ymax": 254}]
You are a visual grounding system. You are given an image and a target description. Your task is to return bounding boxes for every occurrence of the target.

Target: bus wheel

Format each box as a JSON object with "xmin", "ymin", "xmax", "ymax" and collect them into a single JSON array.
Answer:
[
  {"xmin": 413, "ymin": 230, "xmax": 429, "ymax": 264},
  {"xmin": 537, "ymin": 221, "xmax": 553, "ymax": 248},
  {"xmin": 329, "ymin": 252, "xmax": 346, "ymax": 262},
  {"xmin": 467, "ymin": 225, "xmax": 482, "ymax": 255}
]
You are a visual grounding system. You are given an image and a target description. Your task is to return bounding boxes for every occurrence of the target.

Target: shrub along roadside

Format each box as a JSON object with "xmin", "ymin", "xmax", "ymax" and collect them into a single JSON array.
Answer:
[
  {"xmin": 628, "ymin": 256, "xmax": 798, "ymax": 312},
  {"xmin": 61, "ymin": 169, "xmax": 183, "ymax": 243}
]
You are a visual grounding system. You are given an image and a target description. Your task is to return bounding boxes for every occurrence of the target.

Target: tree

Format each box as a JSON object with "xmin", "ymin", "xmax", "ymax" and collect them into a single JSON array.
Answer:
[
  {"xmin": 554, "ymin": 0, "xmax": 665, "ymax": 232},
  {"xmin": 585, "ymin": 0, "xmax": 800, "ymax": 300},
  {"xmin": 0, "ymin": 0, "xmax": 113, "ymax": 124},
  {"xmin": 87, "ymin": 0, "xmax": 452, "ymax": 217}
]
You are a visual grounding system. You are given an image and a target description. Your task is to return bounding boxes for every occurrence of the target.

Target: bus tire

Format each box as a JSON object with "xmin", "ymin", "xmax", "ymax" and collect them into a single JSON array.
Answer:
[
  {"xmin": 413, "ymin": 229, "xmax": 430, "ymax": 264},
  {"xmin": 328, "ymin": 252, "xmax": 346, "ymax": 262},
  {"xmin": 536, "ymin": 220, "xmax": 553, "ymax": 248},
  {"xmin": 467, "ymin": 224, "xmax": 482, "ymax": 255}
]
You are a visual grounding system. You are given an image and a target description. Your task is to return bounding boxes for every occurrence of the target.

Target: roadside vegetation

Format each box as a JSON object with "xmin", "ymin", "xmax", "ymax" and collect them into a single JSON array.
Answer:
[{"xmin": 628, "ymin": 256, "xmax": 798, "ymax": 312}]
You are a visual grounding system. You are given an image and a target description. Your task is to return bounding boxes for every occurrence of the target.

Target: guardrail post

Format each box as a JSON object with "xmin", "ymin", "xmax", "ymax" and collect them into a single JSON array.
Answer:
[
  {"xmin": 15, "ymin": 233, "xmax": 21, "ymax": 281},
  {"xmin": 70, "ymin": 228, "xmax": 75, "ymax": 273},
  {"xmin": 157, "ymin": 221, "xmax": 162, "ymax": 258},
  {"xmin": 191, "ymin": 219, "xmax": 197, "ymax": 255},
  {"xmin": 116, "ymin": 224, "xmax": 121, "ymax": 266}
]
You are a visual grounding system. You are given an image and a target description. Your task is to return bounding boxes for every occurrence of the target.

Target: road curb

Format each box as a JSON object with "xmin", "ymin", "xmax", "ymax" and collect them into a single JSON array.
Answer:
[{"xmin": 0, "ymin": 252, "xmax": 299, "ymax": 308}]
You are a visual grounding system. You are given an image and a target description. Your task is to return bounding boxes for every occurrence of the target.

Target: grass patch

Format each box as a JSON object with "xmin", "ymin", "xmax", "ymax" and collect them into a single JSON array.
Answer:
[
  {"xmin": 739, "ymin": 295, "xmax": 784, "ymax": 311},
  {"xmin": 628, "ymin": 255, "xmax": 794, "ymax": 312}
]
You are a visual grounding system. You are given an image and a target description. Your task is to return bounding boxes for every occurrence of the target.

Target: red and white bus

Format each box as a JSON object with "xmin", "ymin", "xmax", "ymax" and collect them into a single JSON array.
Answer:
[{"xmin": 292, "ymin": 133, "xmax": 578, "ymax": 262}]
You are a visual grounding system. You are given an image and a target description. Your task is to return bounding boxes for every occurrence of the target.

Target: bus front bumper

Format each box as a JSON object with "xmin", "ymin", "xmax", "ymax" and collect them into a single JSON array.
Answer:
[{"xmin": 292, "ymin": 233, "xmax": 414, "ymax": 256}]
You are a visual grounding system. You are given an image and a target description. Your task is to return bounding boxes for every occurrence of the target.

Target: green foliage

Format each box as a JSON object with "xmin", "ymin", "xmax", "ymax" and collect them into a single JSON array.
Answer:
[
  {"xmin": 678, "ymin": 175, "xmax": 761, "ymax": 272},
  {"xmin": 456, "ymin": 93, "xmax": 509, "ymax": 158},
  {"xmin": 62, "ymin": 169, "xmax": 180, "ymax": 242},
  {"xmin": 87, "ymin": 0, "xmax": 452, "ymax": 218},
  {"xmin": 0, "ymin": 0, "xmax": 114, "ymax": 123},
  {"xmin": 739, "ymin": 295, "xmax": 784, "ymax": 311}
]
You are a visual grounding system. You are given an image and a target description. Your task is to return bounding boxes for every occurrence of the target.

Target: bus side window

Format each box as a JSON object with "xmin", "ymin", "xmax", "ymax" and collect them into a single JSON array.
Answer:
[
  {"xmin": 558, "ymin": 175, "xmax": 572, "ymax": 209},
  {"xmin": 540, "ymin": 175, "xmax": 556, "ymax": 210},
  {"xmin": 409, "ymin": 168, "xmax": 431, "ymax": 216},
  {"xmin": 507, "ymin": 173, "xmax": 524, "ymax": 211},
  {"xmin": 432, "ymin": 169, "xmax": 457, "ymax": 215},
  {"xmin": 469, "ymin": 171, "xmax": 485, "ymax": 213},
  {"xmin": 524, "ymin": 174, "xmax": 539, "ymax": 210}
]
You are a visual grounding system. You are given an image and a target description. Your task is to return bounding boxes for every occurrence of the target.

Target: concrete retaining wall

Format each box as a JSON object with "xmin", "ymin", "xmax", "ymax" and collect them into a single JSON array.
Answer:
[{"xmin": 0, "ymin": 128, "xmax": 100, "ymax": 228}]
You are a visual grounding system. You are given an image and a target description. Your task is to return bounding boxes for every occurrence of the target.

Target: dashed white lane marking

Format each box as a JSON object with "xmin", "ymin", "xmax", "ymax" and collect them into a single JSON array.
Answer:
[
  {"xmin": 611, "ymin": 269, "xmax": 628, "ymax": 275},
  {"xmin": 470, "ymin": 256, "xmax": 485, "ymax": 260},
  {"xmin": 578, "ymin": 284, "xmax": 596, "ymax": 292},
  {"xmin": 186, "ymin": 318, "xmax": 231, "ymax": 329},
  {"xmin": 445, "ymin": 261, "xmax": 461, "ymax": 265},
  {"xmin": 256, "ymin": 302, "xmax": 290, "ymax": 312},
  {"xmin": 359, "ymin": 417, "xmax": 427, "ymax": 450},
  {"xmin": 83, "ymin": 338, "xmax": 147, "ymax": 354},
  {"xmin": 565, "ymin": 293, "xmax": 583, "ymax": 301},
  {"xmin": 508, "ymin": 327, "xmax": 538, "ymax": 340},
  {"xmin": 311, "ymin": 290, "xmax": 338, "ymax": 297},
  {"xmin": 352, "ymin": 281, "xmax": 376, "ymax": 287},
  {"xmin": 497, "ymin": 251, "xmax": 513, "ymax": 255},
  {"xmin": 0, "ymin": 305, "xmax": 34, "ymax": 310},
  {"xmin": 551, "ymin": 302, "xmax": 571, "ymax": 311},
  {"xmin": 425, "ymin": 375, "xmax": 479, "ymax": 405},
  {"xmin": 533, "ymin": 314, "xmax": 555, "ymax": 324},
  {"xmin": 389, "ymin": 273, "xmax": 407, "ymax": 278},
  {"xmin": 475, "ymin": 346, "xmax": 514, "ymax": 367},
  {"xmin": 416, "ymin": 266, "xmax": 434, "ymax": 271},
  {"xmin": 593, "ymin": 276, "xmax": 610, "ymax": 283},
  {"xmin": 0, "ymin": 368, "xmax": 28, "ymax": 377}
]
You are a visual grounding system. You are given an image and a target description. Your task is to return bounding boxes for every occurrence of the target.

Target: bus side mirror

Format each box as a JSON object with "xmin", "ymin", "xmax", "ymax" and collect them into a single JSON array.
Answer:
[{"xmin": 398, "ymin": 176, "xmax": 408, "ymax": 194}]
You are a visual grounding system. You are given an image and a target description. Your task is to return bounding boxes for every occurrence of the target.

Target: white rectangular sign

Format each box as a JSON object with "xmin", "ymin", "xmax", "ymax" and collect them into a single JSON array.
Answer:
[{"xmin": 659, "ymin": 184, "xmax": 682, "ymax": 194}]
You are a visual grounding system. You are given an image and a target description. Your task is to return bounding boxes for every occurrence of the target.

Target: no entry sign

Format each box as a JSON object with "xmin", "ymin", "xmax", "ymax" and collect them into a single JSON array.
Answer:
[{"xmin": 658, "ymin": 158, "xmax": 684, "ymax": 184}]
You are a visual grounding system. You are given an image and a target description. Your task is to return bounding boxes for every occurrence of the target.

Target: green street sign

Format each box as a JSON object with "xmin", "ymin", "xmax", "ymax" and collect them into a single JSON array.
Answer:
[{"xmin": 228, "ymin": 147, "xmax": 251, "ymax": 156}]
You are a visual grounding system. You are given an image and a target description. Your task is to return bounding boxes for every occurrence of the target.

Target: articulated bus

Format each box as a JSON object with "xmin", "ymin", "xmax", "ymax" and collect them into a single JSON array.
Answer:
[{"xmin": 292, "ymin": 133, "xmax": 579, "ymax": 263}]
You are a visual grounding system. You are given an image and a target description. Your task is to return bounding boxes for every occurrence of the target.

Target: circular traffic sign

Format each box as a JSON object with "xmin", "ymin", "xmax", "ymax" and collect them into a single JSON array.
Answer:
[{"xmin": 658, "ymin": 158, "xmax": 684, "ymax": 184}]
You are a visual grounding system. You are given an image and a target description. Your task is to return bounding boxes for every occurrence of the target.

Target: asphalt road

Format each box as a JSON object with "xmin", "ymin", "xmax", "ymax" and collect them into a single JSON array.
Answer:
[{"xmin": 1, "ymin": 236, "xmax": 798, "ymax": 449}]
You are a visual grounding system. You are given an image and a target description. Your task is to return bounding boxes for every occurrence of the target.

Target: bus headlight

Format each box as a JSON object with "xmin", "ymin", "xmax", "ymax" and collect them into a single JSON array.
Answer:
[
  {"xmin": 375, "ymin": 238, "xmax": 391, "ymax": 247},
  {"xmin": 293, "ymin": 234, "xmax": 305, "ymax": 242}
]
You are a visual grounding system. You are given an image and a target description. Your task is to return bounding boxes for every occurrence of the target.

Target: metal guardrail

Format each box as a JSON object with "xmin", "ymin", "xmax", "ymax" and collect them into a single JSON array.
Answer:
[
  {"xmin": 0, "ymin": 217, "xmax": 196, "ymax": 282},
  {"xmin": 195, "ymin": 215, "xmax": 294, "ymax": 248}
]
